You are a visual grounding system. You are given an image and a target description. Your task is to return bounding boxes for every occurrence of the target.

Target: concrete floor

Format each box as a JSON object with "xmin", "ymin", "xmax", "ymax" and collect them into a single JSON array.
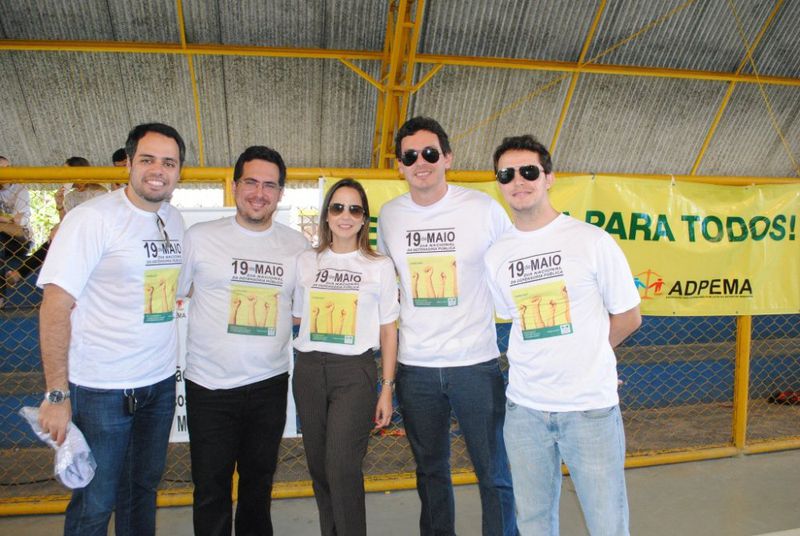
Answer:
[{"xmin": 1, "ymin": 449, "xmax": 799, "ymax": 535}]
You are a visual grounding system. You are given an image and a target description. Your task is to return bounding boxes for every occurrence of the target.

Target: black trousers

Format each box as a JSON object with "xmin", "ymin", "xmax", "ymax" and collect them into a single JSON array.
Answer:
[
  {"xmin": 292, "ymin": 350, "xmax": 377, "ymax": 536},
  {"xmin": 186, "ymin": 374, "xmax": 288, "ymax": 536}
]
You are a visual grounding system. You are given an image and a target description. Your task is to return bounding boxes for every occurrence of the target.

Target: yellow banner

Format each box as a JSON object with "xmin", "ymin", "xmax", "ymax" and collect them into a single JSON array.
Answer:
[{"xmin": 322, "ymin": 176, "xmax": 800, "ymax": 316}]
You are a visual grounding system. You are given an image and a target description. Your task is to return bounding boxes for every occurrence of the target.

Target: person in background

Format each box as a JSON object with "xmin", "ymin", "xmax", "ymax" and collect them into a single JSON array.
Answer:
[{"xmin": 5, "ymin": 158, "xmax": 107, "ymax": 288}]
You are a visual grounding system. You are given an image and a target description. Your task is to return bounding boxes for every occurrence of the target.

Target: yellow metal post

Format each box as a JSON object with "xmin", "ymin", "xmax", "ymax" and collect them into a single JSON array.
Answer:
[
  {"xmin": 732, "ymin": 315, "xmax": 753, "ymax": 449},
  {"xmin": 175, "ymin": 0, "xmax": 206, "ymax": 166},
  {"xmin": 550, "ymin": 0, "xmax": 606, "ymax": 155},
  {"xmin": 371, "ymin": 0, "xmax": 428, "ymax": 169}
]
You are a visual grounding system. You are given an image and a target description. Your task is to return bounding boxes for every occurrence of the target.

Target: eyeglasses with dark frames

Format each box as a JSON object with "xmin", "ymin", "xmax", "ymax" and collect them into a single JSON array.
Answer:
[
  {"xmin": 496, "ymin": 165, "xmax": 544, "ymax": 184},
  {"xmin": 400, "ymin": 147, "xmax": 441, "ymax": 167},
  {"xmin": 237, "ymin": 178, "xmax": 282, "ymax": 192}
]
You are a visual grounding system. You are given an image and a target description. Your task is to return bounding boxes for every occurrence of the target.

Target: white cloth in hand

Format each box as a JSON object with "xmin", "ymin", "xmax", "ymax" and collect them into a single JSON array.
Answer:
[{"xmin": 18, "ymin": 406, "xmax": 96, "ymax": 489}]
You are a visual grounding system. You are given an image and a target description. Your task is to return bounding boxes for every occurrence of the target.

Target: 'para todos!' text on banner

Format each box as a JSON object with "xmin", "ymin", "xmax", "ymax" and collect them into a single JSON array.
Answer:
[{"xmin": 330, "ymin": 175, "xmax": 799, "ymax": 316}]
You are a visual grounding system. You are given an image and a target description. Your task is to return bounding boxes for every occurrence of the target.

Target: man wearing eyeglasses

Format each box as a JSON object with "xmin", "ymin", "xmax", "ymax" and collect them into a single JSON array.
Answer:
[
  {"xmin": 36, "ymin": 123, "xmax": 186, "ymax": 536},
  {"xmin": 377, "ymin": 117, "xmax": 517, "ymax": 536},
  {"xmin": 177, "ymin": 145, "xmax": 307, "ymax": 536},
  {"xmin": 485, "ymin": 135, "xmax": 641, "ymax": 536}
]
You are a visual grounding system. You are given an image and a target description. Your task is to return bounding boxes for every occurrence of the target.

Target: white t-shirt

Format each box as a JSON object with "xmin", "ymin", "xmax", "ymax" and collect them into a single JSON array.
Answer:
[
  {"xmin": 0, "ymin": 183, "xmax": 31, "ymax": 232},
  {"xmin": 178, "ymin": 217, "xmax": 308, "ymax": 389},
  {"xmin": 37, "ymin": 187, "xmax": 185, "ymax": 389},
  {"xmin": 293, "ymin": 249, "xmax": 399, "ymax": 355},
  {"xmin": 377, "ymin": 184, "xmax": 512, "ymax": 367},
  {"xmin": 485, "ymin": 214, "xmax": 641, "ymax": 412}
]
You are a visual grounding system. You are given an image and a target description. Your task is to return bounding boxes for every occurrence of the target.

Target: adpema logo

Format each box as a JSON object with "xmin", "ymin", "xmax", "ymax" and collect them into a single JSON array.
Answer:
[
  {"xmin": 634, "ymin": 268, "xmax": 753, "ymax": 300},
  {"xmin": 634, "ymin": 269, "xmax": 665, "ymax": 300}
]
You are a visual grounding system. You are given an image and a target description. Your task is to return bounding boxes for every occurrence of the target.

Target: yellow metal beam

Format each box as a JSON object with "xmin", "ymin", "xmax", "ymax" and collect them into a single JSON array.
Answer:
[
  {"xmin": 175, "ymin": 0, "xmax": 205, "ymax": 166},
  {"xmin": 690, "ymin": 0, "xmax": 785, "ymax": 174},
  {"xmin": 550, "ymin": 0, "xmax": 607, "ymax": 155},
  {"xmin": 3, "ymin": 38, "xmax": 800, "ymax": 88},
  {"xmin": 2, "ymin": 166, "xmax": 800, "ymax": 185}
]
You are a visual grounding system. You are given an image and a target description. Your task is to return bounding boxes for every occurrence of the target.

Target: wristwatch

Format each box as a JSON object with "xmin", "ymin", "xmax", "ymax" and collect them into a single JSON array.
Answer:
[
  {"xmin": 380, "ymin": 379, "xmax": 396, "ymax": 392},
  {"xmin": 44, "ymin": 389, "xmax": 70, "ymax": 404}
]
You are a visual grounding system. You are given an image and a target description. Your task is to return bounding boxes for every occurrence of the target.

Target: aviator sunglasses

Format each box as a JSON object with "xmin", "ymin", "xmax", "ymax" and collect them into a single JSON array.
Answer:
[
  {"xmin": 400, "ymin": 147, "xmax": 441, "ymax": 167},
  {"xmin": 496, "ymin": 165, "xmax": 543, "ymax": 184},
  {"xmin": 328, "ymin": 203, "xmax": 366, "ymax": 217}
]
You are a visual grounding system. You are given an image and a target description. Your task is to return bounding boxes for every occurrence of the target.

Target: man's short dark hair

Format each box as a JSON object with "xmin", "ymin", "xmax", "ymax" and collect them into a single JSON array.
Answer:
[
  {"xmin": 125, "ymin": 123, "xmax": 186, "ymax": 167},
  {"xmin": 65, "ymin": 156, "xmax": 90, "ymax": 167},
  {"xmin": 112, "ymin": 148, "xmax": 127, "ymax": 163},
  {"xmin": 233, "ymin": 146, "xmax": 287, "ymax": 187},
  {"xmin": 394, "ymin": 116, "xmax": 452, "ymax": 159},
  {"xmin": 492, "ymin": 135, "xmax": 553, "ymax": 174}
]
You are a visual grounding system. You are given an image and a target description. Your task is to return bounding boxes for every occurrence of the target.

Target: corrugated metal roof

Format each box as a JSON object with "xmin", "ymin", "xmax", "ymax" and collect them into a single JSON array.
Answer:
[
  {"xmin": 744, "ymin": 1, "xmax": 800, "ymax": 78},
  {"xmin": 0, "ymin": 0, "xmax": 797, "ymax": 177},
  {"xmin": 554, "ymin": 73, "xmax": 730, "ymax": 175},
  {"xmin": 419, "ymin": 0, "xmax": 600, "ymax": 60},
  {"xmin": 410, "ymin": 66, "xmax": 569, "ymax": 170},
  {"xmin": 586, "ymin": 0, "xmax": 772, "ymax": 71},
  {"xmin": 184, "ymin": 0, "xmax": 387, "ymax": 49},
  {"xmin": 0, "ymin": 0, "xmax": 179, "ymax": 42},
  {"xmin": 695, "ymin": 83, "xmax": 800, "ymax": 177}
]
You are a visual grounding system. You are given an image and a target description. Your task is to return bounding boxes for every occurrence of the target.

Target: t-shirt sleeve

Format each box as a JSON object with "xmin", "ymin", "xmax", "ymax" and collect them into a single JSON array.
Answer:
[
  {"xmin": 291, "ymin": 254, "xmax": 307, "ymax": 318},
  {"xmin": 378, "ymin": 257, "xmax": 400, "ymax": 324},
  {"xmin": 36, "ymin": 206, "xmax": 105, "ymax": 299},
  {"xmin": 484, "ymin": 253, "xmax": 513, "ymax": 320},
  {"xmin": 13, "ymin": 186, "xmax": 31, "ymax": 228},
  {"xmin": 596, "ymin": 233, "xmax": 641, "ymax": 314},
  {"xmin": 376, "ymin": 212, "xmax": 388, "ymax": 255},
  {"xmin": 176, "ymin": 226, "xmax": 195, "ymax": 298},
  {"xmin": 487, "ymin": 199, "xmax": 513, "ymax": 244}
]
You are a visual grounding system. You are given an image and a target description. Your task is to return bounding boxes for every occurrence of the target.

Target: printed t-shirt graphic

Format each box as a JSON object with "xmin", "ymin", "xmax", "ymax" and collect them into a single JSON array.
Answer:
[
  {"xmin": 309, "ymin": 267, "xmax": 362, "ymax": 344},
  {"xmin": 143, "ymin": 238, "xmax": 182, "ymax": 323},
  {"xmin": 405, "ymin": 227, "xmax": 458, "ymax": 307},
  {"xmin": 507, "ymin": 250, "xmax": 573, "ymax": 340},
  {"xmin": 228, "ymin": 257, "xmax": 285, "ymax": 336}
]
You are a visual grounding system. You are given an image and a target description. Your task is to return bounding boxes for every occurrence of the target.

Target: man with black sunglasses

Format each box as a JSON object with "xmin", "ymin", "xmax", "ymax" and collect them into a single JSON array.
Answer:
[
  {"xmin": 37, "ymin": 123, "xmax": 186, "ymax": 536},
  {"xmin": 485, "ymin": 135, "xmax": 641, "ymax": 535},
  {"xmin": 377, "ymin": 117, "xmax": 517, "ymax": 536},
  {"xmin": 178, "ymin": 145, "xmax": 308, "ymax": 536}
]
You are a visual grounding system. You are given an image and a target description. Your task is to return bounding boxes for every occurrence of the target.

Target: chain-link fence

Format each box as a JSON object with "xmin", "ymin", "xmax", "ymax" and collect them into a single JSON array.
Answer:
[
  {"xmin": 1, "ymin": 184, "xmax": 799, "ymax": 512},
  {"xmin": 747, "ymin": 314, "xmax": 800, "ymax": 444}
]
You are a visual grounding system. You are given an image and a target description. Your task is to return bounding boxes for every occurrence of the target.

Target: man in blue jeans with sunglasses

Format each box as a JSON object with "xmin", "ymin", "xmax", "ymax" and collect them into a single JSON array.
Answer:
[
  {"xmin": 37, "ymin": 123, "xmax": 186, "ymax": 536},
  {"xmin": 485, "ymin": 135, "xmax": 642, "ymax": 535},
  {"xmin": 377, "ymin": 117, "xmax": 517, "ymax": 536}
]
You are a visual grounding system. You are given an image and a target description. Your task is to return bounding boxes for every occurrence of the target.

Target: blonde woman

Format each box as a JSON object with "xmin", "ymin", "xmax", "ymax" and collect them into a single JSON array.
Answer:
[{"xmin": 293, "ymin": 178, "xmax": 399, "ymax": 536}]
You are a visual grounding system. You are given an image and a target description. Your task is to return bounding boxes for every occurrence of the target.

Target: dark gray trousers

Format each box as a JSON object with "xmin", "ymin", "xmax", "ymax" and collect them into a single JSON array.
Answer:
[{"xmin": 292, "ymin": 350, "xmax": 377, "ymax": 536}]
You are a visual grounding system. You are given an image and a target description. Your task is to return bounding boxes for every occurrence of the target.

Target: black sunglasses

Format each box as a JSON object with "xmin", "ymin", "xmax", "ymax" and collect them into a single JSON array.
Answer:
[
  {"xmin": 400, "ymin": 147, "xmax": 441, "ymax": 167},
  {"xmin": 328, "ymin": 203, "xmax": 366, "ymax": 217},
  {"xmin": 496, "ymin": 165, "xmax": 543, "ymax": 184}
]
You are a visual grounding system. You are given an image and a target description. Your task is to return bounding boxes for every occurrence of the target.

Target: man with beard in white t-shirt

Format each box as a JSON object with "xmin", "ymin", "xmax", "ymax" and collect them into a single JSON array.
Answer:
[
  {"xmin": 37, "ymin": 123, "xmax": 187, "ymax": 536},
  {"xmin": 485, "ymin": 135, "xmax": 642, "ymax": 536},
  {"xmin": 177, "ymin": 145, "xmax": 307, "ymax": 536},
  {"xmin": 377, "ymin": 117, "xmax": 517, "ymax": 536}
]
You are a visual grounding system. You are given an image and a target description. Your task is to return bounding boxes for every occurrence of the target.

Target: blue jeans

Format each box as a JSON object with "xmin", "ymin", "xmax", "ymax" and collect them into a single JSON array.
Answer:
[
  {"xmin": 64, "ymin": 375, "xmax": 176, "ymax": 536},
  {"xmin": 503, "ymin": 402, "xmax": 629, "ymax": 536},
  {"xmin": 396, "ymin": 360, "xmax": 517, "ymax": 536}
]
